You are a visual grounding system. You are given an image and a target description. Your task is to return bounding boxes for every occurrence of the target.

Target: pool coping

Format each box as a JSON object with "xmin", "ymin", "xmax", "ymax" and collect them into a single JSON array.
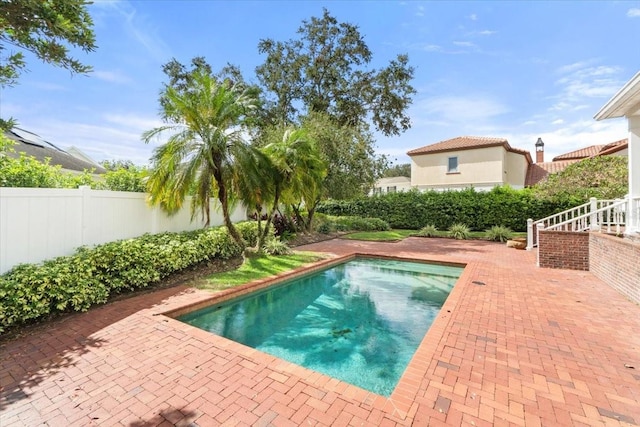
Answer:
[{"xmin": 156, "ymin": 253, "xmax": 472, "ymax": 421}]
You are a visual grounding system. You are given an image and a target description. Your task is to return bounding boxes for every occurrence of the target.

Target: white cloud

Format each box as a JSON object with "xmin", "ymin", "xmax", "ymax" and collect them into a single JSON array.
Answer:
[
  {"xmin": 31, "ymin": 82, "xmax": 68, "ymax": 91},
  {"xmin": 103, "ymin": 113, "xmax": 164, "ymax": 132},
  {"xmin": 413, "ymin": 95, "xmax": 510, "ymax": 125},
  {"xmin": 627, "ymin": 8, "xmax": 640, "ymax": 17},
  {"xmin": 416, "ymin": 5, "xmax": 425, "ymax": 17},
  {"xmin": 550, "ymin": 63, "xmax": 624, "ymax": 111},
  {"xmin": 556, "ymin": 61, "xmax": 594, "ymax": 74},
  {"xmin": 469, "ymin": 13, "xmax": 478, "ymax": 21},
  {"xmin": 453, "ymin": 41, "xmax": 475, "ymax": 48},
  {"xmin": 419, "ymin": 44, "xmax": 443, "ymax": 52},
  {"xmin": 93, "ymin": 70, "xmax": 132, "ymax": 84},
  {"xmin": 551, "ymin": 119, "xmax": 564, "ymax": 125},
  {"xmin": 477, "ymin": 30, "xmax": 496, "ymax": 36},
  {"xmin": 17, "ymin": 113, "xmax": 166, "ymax": 165},
  {"xmin": 506, "ymin": 119, "xmax": 627, "ymax": 162}
]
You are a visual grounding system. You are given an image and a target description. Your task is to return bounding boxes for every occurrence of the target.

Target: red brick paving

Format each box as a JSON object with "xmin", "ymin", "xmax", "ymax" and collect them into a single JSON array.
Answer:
[{"xmin": 1, "ymin": 237, "xmax": 639, "ymax": 426}]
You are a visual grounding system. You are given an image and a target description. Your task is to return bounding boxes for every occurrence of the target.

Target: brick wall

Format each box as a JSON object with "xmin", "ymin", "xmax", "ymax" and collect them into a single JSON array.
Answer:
[
  {"xmin": 538, "ymin": 230, "xmax": 590, "ymax": 270},
  {"xmin": 589, "ymin": 233, "xmax": 640, "ymax": 305}
]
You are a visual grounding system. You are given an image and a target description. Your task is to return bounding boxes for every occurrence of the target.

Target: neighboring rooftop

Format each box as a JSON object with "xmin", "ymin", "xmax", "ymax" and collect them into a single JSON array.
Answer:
[
  {"xmin": 596, "ymin": 138, "xmax": 628, "ymax": 156},
  {"xmin": 552, "ymin": 145, "xmax": 605, "ymax": 161},
  {"xmin": 407, "ymin": 136, "xmax": 533, "ymax": 162},
  {"xmin": 528, "ymin": 138, "xmax": 628, "ymax": 186},
  {"xmin": 525, "ymin": 159, "xmax": 579, "ymax": 187},
  {"xmin": 4, "ymin": 128, "xmax": 106, "ymax": 174},
  {"xmin": 377, "ymin": 176, "xmax": 411, "ymax": 184},
  {"xmin": 552, "ymin": 139, "xmax": 628, "ymax": 161}
]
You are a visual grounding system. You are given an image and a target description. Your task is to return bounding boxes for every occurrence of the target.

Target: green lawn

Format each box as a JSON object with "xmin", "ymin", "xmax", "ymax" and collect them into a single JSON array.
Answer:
[
  {"xmin": 428, "ymin": 230, "xmax": 526, "ymax": 239},
  {"xmin": 197, "ymin": 252, "xmax": 326, "ymax": 292},
  {"xmin": 341, "ymin": 229, "xmax": 527, "ymax": 241}
]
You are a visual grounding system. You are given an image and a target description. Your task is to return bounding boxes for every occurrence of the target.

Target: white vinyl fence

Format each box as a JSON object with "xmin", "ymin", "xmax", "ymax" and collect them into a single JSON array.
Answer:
[{"xmin": 0, "ymin": 186, "xmax": 247, "ymax": 274}]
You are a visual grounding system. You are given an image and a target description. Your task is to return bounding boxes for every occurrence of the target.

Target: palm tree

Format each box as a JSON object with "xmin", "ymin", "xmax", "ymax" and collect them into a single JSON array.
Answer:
[
  {"xmin": 142, "ymin": 70, "xmax": 257, "ymax": 246},
  {"xmin": 236, "ymin": 126, "xmax": 326, "ymax": 249}
]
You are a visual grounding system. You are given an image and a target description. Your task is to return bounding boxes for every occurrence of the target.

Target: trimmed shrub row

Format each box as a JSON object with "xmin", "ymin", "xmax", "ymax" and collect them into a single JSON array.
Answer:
[
  {"xmin": 0, "ymin": 222, "xmax": 259, "ymax": 332},
  {"xmin": 317, "ymin": 187, "xmax": 576, "ymax": 231},
  {"xmin": 314, "ymin": 214, "xmax": 391, "ymax": 234}
]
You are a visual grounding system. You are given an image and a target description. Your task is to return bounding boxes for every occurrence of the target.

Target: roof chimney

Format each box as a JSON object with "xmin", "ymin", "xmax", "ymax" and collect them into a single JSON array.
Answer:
[{"xmin": 535, "ymin": 137, "xmax": 544, "ymax": 163}]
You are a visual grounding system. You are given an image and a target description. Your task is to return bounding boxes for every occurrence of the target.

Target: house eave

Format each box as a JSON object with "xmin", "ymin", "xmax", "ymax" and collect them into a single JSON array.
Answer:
[
  {"xmin": 407, "ymin": 142, "xmax": 503, "ymax": 156},
  {"xmin": 408, "ymin": 141, "xmax": 532, "ymax": 163},
  {"xmin": 594, "ymin": 71, "xmax": 640, "ymax": 120}
]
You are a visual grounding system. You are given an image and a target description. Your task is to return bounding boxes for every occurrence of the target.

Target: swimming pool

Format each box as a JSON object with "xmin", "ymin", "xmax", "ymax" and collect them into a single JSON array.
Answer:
[{"xmin": 177, "ymin": 257, "xmax": 463, "ymax": 396}]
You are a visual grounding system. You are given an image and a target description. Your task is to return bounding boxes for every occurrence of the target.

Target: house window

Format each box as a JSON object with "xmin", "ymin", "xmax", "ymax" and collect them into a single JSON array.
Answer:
[
  {"xmin": 387, "ymin": 186, "xmax": 397, "ymax": 193},
  {"xmin": 373, "ymin": 187, "xmax": 383, "ymax": 195},
  {"xmin": 447, "ymin": 156, "xmax": 459, "ymax": 173}
]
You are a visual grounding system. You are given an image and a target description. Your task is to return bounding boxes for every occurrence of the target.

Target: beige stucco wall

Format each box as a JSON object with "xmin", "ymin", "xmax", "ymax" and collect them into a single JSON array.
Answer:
[
  {"xmin": 370, "ymin": 177, "xmax": 413, "ymax": 195},
  {"xmin": 410, "ymin": 146, "xmax": 507, "ymax": 191},
  {"xmin": 504, "ymin": 151, "xmax": 528, "ymax": 188}
]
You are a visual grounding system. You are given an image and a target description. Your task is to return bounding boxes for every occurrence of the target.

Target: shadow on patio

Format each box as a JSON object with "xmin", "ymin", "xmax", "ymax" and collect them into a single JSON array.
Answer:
[{"xmin": 0, "ymin": 284, "xmax": 197, "ymax": 410}]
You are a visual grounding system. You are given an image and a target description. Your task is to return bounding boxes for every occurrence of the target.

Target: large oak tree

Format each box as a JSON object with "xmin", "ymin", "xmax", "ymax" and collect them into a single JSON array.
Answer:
[
  {"xmin": 0, "ymin": 0, "xmax": 96, "ymax": 129},
  {"xmin": 0, "ymin": 0, "xmax": 96, "ymax": 86},
  {"xmin": 255, "ymin": 8, "xmax": 415, "ymax": 137}
]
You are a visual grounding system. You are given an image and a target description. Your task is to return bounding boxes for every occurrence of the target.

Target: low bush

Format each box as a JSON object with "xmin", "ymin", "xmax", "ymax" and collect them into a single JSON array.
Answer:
[
  {"xmin": 485, "ymin": 225, "xmax": 513, "ymax": 242},
  {"xmin": 416, "ymin": 225, "xmax": 438, "ymax": 237},
  {"xmin": 448, "ymin": 223, "xmax": 470, "ymax": 240},
  {"xmin": 271, "ymin": 214, "xmax": 298, "ymax": 237},
  {"xmin": 262, "ymin": 238, "xmax": 292, "ymax": 256},
  {"xmin": 316, "ymin": 221, "xmax": 333, "ymax": 234},
  {"xmin": 0, "ymin": 222, "xmax": 259, "ymax": 332}
]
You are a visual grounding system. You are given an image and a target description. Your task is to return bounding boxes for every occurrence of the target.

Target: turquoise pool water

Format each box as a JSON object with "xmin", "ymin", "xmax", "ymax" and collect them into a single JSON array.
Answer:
[{"xmin": 178, "ymin": 258, "xmax": 462, "ymax": 396}]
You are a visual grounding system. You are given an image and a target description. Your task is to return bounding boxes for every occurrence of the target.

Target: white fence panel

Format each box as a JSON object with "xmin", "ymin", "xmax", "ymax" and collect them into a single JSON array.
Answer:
[
  {"xmin": 82, "ymin": 189, "xmax": 152, "ymax": 245},
  {"xmin": 0, "ymin": 187, "xmax": 247, "ymax": 274}
]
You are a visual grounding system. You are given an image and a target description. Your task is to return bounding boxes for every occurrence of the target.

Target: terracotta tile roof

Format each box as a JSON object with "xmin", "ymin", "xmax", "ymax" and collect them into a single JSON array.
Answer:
[
  {"xmin": 552, "ymin": 145, "xmax": 605, "ymax": 161},
  {"xmin": 527, "ymin": 138, "xmax": 628, "ymax": 187},
  {"xmin": 525, "ymin": 160, "xmax": 579, "ymax": 187},
  {"xmin": 407, "ymin": 136, "xmax": 533, "ymax": 163},
  {"xmin": 594, "ymin": 138, "xmax": 627, "ymax": 157},
  {"xmin": 407, "ymin": 136, "xmax": 508, "ymax": 155}
]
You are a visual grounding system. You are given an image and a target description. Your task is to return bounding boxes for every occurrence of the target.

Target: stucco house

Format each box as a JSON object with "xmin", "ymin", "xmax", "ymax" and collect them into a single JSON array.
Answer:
[
  {"xmin": 370, "ymin": 176, "xmax": 412, "ymax": 195},
  {"xmin": 406, "ymin": 136, "xmax": 532, "ymax": 191},
  {"xmin": 401, "ymin": 135, "xmax": 628, "ymax": 192}
]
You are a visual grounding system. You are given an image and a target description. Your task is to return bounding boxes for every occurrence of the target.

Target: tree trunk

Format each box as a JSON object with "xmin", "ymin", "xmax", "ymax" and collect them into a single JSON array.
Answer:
[
  {"xmin": 305, "ymin": 199, "xmax": 320, "ymax": 232},
  {"xmin": 212, "ymin": 158, "xmax": 244, "ymax": 247},
  {"xmin": 291, "ymin": 203, "xmax": 305, "ymax": 230},
  {"xmin": 259, "ymin": 186, "xmax": 281, "ymax": 249}
]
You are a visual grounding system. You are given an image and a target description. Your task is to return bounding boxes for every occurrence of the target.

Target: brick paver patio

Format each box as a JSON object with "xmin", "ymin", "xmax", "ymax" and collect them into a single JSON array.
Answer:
[{"xmin": 1, "ymin": 237, "xmax": 639, "ymax": 426}]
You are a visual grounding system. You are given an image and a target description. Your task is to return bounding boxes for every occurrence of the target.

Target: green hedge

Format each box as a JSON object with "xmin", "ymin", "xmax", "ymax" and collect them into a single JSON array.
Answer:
[
  {"xmin": 317, "ymin": 187, "xmax": 576, "ymax": 231},
  {"xmin": 313, "ymin": 214, "xmax": 391, "ymax": 233},
  {"xmin": 332, "ymin": 216, "xmax": 391, "ymax": 231},
  {"xmin": 0, "ymin": 221, "xmax": 258, "ymax": 332}
]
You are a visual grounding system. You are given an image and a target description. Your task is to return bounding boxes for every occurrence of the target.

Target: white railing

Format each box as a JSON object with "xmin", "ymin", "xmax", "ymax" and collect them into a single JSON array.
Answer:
[
  {"xmin": 526, "ymin": 197, "xmax": 630, "ymax": 250},
  {"xmin": 630, "ymin": 197, "xmax": 640, "ymax": 233}
]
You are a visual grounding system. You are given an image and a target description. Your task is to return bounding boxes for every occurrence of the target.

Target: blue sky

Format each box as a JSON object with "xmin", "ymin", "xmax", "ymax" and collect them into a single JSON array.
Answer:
[{"xmin": 2, "ymin": 0, "xmax": 639, "ymax": 166}]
